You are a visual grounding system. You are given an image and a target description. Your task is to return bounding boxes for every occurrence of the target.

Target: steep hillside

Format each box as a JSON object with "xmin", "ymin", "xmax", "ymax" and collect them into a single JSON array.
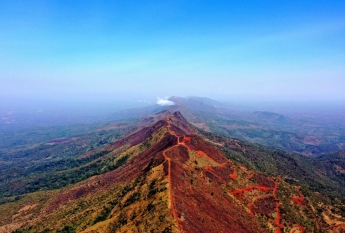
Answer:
[
  {"xmin": 198, "ymin": 129, "xmax": 345, "ymax": 202},
  {"xmin": 0, "ymin": 110, "xmax": 173, "ymax": 203},
  {"xmin": 1, "ymin": 112, "xmax": 344, "ymax": 232}
]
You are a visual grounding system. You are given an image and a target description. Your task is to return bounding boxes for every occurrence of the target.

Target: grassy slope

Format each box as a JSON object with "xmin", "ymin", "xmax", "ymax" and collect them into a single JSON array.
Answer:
[
  {"xmin": 0, "ymin": 126, "xmax": 177, "ymax": 232},
  {"xmin": 199, "ymin": 129, "xmax": 345, "ymax": 203}
]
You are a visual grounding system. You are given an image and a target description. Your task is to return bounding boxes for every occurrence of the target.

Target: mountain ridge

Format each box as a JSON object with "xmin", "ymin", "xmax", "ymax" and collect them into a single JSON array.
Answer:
[
  {"xmin": 105, "ymin": 96, "xmax": 345, "ymax": 156},
  {"xmin": 1, "ymin": 111, "xmax": 345, "ymax": 232}
]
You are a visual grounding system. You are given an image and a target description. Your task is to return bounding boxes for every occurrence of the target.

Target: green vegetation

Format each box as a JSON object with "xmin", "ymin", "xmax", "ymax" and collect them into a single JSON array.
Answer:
[
  {"xmin": 0, "ymin": 122, "xmax": 136, "ymax": 203},
  {"xmin": 198, "ymin": 129, "xmax": 345, "ymax": 203},
  {"xmin": 175, "ymin": 96, "xmax": 345, "ymax": 156},
  {"xmin": 0, "ymin": 118, "xmax": 169, "ymax": 205},
  {"xmin": 1, "ymin": 109, "xmax": 344, "ymax": 232},
  {"xmin": 7, "ymin": 159, "xmax": 173, "ymax": 232},
  {"xmin": 93, "ymin": 201, "xmax": 118, "ymax": 224},
  {"xmin": 57, "ymin": 226, "xmax": 76, "ymax": 233}
]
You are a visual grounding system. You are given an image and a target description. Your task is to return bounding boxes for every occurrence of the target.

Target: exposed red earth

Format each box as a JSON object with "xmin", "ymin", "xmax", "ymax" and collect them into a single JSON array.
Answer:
[
  {"xmin": 159, "ymin": 112, "xmax": 325, "ymax": 232},
  {"xmin": 229, "ymin": 169, "xmax": 237, "ymax": 180},
  {"xmin": 231, "ymin": 185, "xmax": 271, "ymax": 196},
  {"xmin": 20, "ymin": 111, "xmax": 333, "ymax": 233},
  {"xmin": 163, "ymin": 144, "xmax": 182, "ymax": 232},
  {"xmin": 161, "ymin": 113, "xmax": 265, "ymax": 232},
  {"xmin": 246, "ymin": 170, "xmax": 255, "ymax": 179},
  {"xmin": 291, "ymin": 187, "xmax": 305, "ymax": 207},
  {"xmin": 273, "ymin": 182, "xmax": 283, "ymax": 233},
  {"xmin": 166, "ymin": 112, "xmax": 326, "ymax": 233},
  {"xmin": 226, "ymin": 163, "xmax": 286, "ymax": 233},
  {"xmin": 251, "ymin": 196, "xmax": 276, "ymax": 215},
  {"xmin": 291, "ymin": 187, "xmax": 321, "ymax": 230}
]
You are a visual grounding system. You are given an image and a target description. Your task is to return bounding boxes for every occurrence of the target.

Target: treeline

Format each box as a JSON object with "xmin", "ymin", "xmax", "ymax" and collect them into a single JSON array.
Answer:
[{"xmin": 0, "ymin": 151, "xmax": 131, "ymax": 201}]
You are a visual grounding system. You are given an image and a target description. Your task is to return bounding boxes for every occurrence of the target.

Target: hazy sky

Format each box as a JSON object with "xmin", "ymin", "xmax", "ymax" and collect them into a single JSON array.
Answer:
[{"xmin": 1, "ymin": 0, "xmax": 345, "ymax": 106}]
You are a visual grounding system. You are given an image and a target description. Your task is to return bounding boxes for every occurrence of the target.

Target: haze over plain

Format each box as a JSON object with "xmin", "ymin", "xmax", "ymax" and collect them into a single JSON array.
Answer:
[
  {"xmin": 0, "ymin": 0, "xmax": 344, "ymax": 112},
  {"xmin": 1, "ymin": 2, "xmax": 345, "ymax": 231}
]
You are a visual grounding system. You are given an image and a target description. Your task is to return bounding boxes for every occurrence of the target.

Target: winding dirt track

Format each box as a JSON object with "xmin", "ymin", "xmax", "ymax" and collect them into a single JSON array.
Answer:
[
  {"xmin": 162, "ymin": 120, "xmax": 182, "ymax": 232},
  {"xmin": 228, "ymin": 170, "xmax": 283, "ymax": 233},
  {"xmin": 291, "ymin": 187, "xmax": 321, "ymax": 230},
  {"xmin": 163, "ymin": 118, "xmax": 198, "ymax": 232},
  {"xmin": 273, "ymin": 182, "xmax": 283, "ymax": 233},
  {"xmin": 163, "ymin": 149, "xmax": 182, "ymax": 232},
  {"xmin": 162, "ymin": 118, "xmax": 233, "ymax": 232},
  {"xmin": 163, "ymin": 116, "xmax": 268, "ymax": 233},
  {"xmin": 161, "ymin": 116, "xmax": 319, "ymax": 233}
]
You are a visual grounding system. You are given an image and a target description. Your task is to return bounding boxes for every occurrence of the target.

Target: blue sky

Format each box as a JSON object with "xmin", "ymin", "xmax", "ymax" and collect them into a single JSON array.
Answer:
[{"xmin": 1, "ymin": 0, "xmax": 345, "ymax": 106}]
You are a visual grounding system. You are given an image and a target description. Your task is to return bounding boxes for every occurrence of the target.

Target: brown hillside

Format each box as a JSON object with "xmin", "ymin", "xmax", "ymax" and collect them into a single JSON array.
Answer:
[{"xmin": 1, "ymin": 112, "xmax": 344, "ymax": 233}]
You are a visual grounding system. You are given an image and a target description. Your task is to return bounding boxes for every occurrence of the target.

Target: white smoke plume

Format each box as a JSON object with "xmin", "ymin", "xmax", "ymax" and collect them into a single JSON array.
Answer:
[{"xmin": 156, "ymin": 97, "xmax": 174, "ymax": 106}]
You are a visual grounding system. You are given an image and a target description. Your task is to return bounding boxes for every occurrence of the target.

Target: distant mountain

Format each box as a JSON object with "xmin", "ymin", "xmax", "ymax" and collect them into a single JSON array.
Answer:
[
  {"xmin": 2, "ymin": 96, "xmax": 344, "ymax": 156},
  {"xmin": 169, "ymin": 96, "xmax": 226, "ymax": 109},
  {"xmin": 250, "ymin": 111, "xmax": 290, "ymax": 124},
  {"xmin": 107, "ymin": 96, "xmax": 345, "ymax": 156},
  {"xmin": 1, "ymin": 111, "xmax": 344, "ymax": 232}
]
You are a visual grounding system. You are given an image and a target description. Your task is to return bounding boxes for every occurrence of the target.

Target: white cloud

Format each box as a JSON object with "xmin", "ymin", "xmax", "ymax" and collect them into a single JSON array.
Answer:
[{"xmin": 156, "ymin": 97, "xmax": 174, "ymax": 106}]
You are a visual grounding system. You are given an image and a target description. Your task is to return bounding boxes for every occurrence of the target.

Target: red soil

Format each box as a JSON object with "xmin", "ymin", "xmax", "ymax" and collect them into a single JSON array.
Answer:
[
  {"xmin": 112, "ymin": 119, "xmax": 168, "ymax": 150},
  {"xmin": 196, "ymin": 150, "xmax": 217, "ymax": 163},
  {"xmin": 252, "ymin": 196, "xmax": 276, "ymax": 216},
  {"xmin": 291, "ymin": 187, "xmax": 321, "ymax": 230},
  {"xmin": 45, "ymin": 113, "xmax": 326, "ymax": 233},
  {"xmin": 169, "ymin": 158, "xmax": 264, "ymax": 232},
  {"xmin": 219, "ymin": 162, "xmax": 227, "ymax": 168},
  {"xmin": 273, "ymin": 182, "xmax": 284, "ymax": 233},
  {"xmin": 163, "ymin": 148, "xmax": 182, "ymax": 232},
  {"xmin": 82, "ymin": 120, "xmax": 167, "ymax": 159},
  {"xmin": 178, "ymin": 137, "xmax": 182, "ymax": 143},
  {"xmin": 50, "ymin": 113, "xmax": 293, "ymax": 233},
  {"xmin": 231, "ymin": 185, "xmax": 271, "ymax": 196},
  {"xmin": 164, "ymin": 114, "xmax": 265, "ymax": 232},
  {"xmin": 256, "ymin": 185, "xmax": 271, "ymax": 192},
  {"xmin": 254, "ymin": 174, "xmax": 276, "ymax": 188},
  {"xmin": 185, "ymin": 138, "xmax": 233, "ymax": 185},
  {"xmin": 291, "ymin": 187, "xmax": 305, "ymax": 207},
  {"xmin": 47, "ymin": 131, "xmax": 176, "ymax": 213},
  {"xmin": 205, "ymin": 170, "xmax": 227, "ymax": 183},
  {"xmin": 246, "ymin": 170, "xmax": 255, "ymax": 179},
  {"xmin": 248, "ymin": 202, "xmax": 255, "ymax": 217},
  {"xmin": 182, "ymin": 135, "xmax": 228, "ymax": 165},
  {"xmin": 292, "ymin": 196, "xmax": 304, "ymax": 207},
  {"xmin": 229, "ymin": 169, "xmax": 237, "ymax": 180},
  {"xmin": 231, "ymin": 186, "xmax": 254, "ymax": 195},
  {"xmin": 230, "ymin": 181, "xmax": 277, "ymax": 224}
]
